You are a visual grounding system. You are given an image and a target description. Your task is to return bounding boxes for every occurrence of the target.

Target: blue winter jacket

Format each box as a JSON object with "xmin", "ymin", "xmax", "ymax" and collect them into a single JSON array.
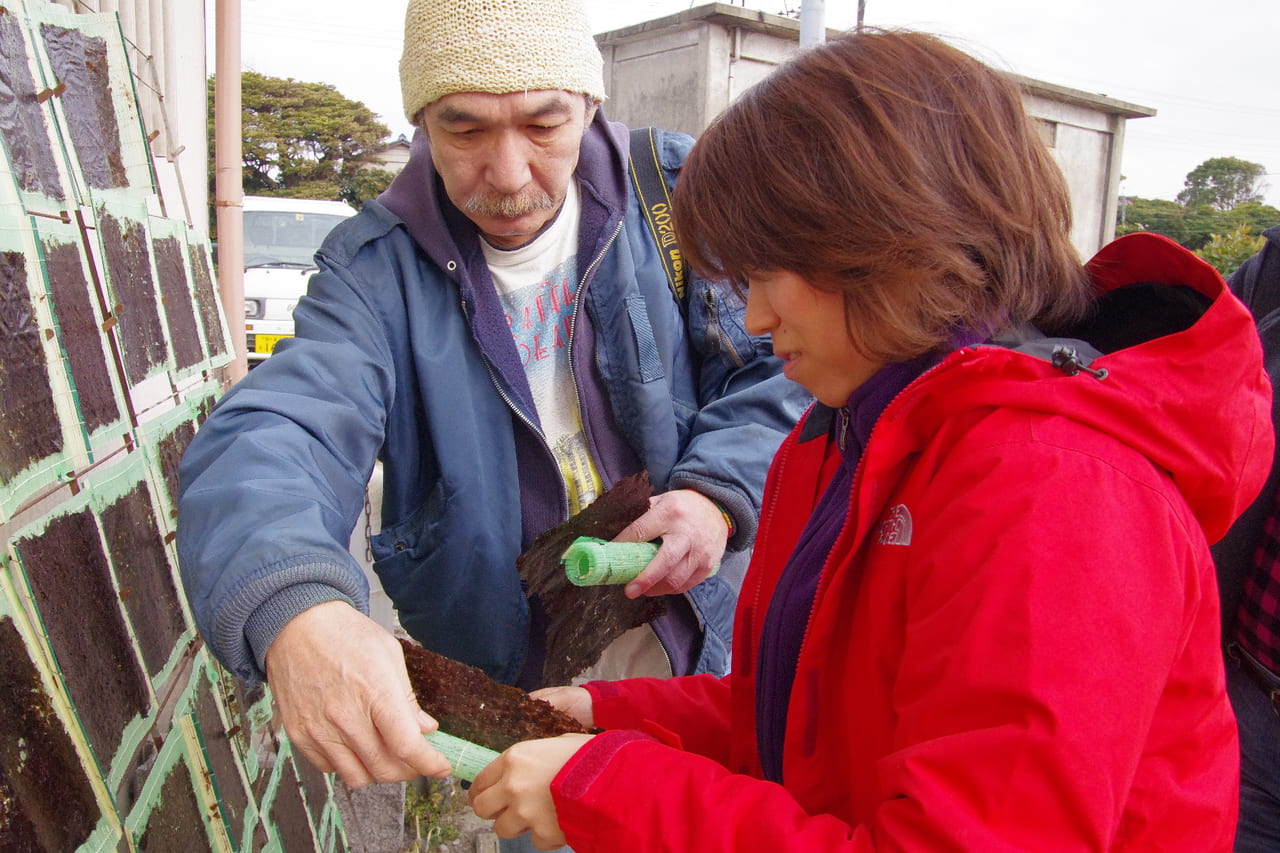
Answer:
[{"xmin": 177, "ymin": 114, "xmax": 809, "ymax": 685}]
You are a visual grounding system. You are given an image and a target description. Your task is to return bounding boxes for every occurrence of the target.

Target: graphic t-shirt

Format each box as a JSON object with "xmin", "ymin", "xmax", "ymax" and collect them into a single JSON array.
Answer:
[{"xmin": 482, "ymin": 185, "xmax": 603, "ymax": 512}]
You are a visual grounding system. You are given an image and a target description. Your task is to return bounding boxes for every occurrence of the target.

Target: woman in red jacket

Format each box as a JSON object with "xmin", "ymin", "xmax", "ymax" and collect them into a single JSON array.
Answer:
[{"xmin": 469, "ymin": 29, "xmax": 1272, "ymax": 851}]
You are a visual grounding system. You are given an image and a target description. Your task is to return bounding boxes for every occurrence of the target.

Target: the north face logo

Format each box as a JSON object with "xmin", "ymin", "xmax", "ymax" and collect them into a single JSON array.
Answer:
[{"xmin": 877, "ymin": 505, "xmax": 913, "ymax": 546}]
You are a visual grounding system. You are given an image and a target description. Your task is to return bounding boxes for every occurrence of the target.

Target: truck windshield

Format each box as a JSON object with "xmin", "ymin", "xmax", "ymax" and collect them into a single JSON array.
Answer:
[{"xmin": 243, "ymin": 210, "xmax": 349, "ymax": 268}]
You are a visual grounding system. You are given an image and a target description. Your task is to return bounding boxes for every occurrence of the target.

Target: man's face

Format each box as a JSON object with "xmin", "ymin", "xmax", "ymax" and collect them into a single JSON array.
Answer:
[{"xmin": 420, "ymin": 90, "xmax": 596, "ymax": 248}]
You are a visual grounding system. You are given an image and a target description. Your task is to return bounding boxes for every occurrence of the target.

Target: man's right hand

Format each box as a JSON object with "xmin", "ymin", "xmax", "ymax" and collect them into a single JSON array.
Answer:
[{"xmin": 264, "ymin": 600, "xmax": 453, "ymax": 787}]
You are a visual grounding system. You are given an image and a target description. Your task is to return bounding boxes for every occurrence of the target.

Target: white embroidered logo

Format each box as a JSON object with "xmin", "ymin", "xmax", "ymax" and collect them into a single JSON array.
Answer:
[{"xmin": 877, "ymin": 505, "xmax": 913, "ymax": 546}]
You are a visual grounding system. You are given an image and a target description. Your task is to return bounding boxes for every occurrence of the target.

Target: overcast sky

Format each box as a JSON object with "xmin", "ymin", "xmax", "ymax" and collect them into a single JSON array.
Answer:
[{"xmin": 222, "ymin": 0, "xmax": 1280, "ymax": 208}]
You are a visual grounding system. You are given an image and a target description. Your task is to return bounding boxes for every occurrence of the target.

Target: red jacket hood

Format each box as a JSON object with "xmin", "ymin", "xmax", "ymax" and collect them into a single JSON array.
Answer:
[{"xmin": 882, "ymin": 232, "xmax": 1272, "ymax": 545}]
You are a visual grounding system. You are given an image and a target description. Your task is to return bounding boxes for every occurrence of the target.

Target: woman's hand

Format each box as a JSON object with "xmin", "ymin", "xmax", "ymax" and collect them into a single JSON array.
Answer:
[
  {"xmin": 529, "ymin": 685, "xmax": 594, "ymax": 729},
  {"xmin": 469, "ymin": 733, "xmax": 595, "ymax": 849}
]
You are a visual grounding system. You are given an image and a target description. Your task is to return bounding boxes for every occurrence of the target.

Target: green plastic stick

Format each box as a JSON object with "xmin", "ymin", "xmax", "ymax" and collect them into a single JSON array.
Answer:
[
  {"xmin": 561, "ymin": 537, "xmax": 660, "ymax": 586},
  {"xmin": 423, "ymin": 730, "xmax": 499, "ymax": 782},
  {"xmin": 561, "ymin": 536, "xmax": 720, "ymax": 586}
]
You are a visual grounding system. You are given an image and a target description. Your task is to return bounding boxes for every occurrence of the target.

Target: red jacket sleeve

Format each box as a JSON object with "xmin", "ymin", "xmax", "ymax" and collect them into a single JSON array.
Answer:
[{"xmin": 584, "ymin": 672, "xmax": 735, "ymax": 765}]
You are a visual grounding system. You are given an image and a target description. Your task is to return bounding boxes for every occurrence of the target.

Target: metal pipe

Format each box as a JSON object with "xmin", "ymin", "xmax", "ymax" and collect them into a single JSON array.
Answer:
[
  {"xmin": 799, "ymin": 0, "xmax": 826, "ymax": 48},
  {"xmin": 214, "ymin": 0, "xmax": 246, "ymax": 381}
]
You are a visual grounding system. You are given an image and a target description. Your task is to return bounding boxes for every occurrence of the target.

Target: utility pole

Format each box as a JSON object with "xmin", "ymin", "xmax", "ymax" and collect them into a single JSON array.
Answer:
[{"xmin": 800, "ymin": 0, "xmax": 825, "ymax": 47}]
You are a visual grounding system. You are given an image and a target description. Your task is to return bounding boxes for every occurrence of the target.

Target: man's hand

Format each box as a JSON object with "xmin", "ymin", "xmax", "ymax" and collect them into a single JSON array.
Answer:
[
  {"xmin": 469, "ymin": 733, "xmax": 595, "ymax": 850},
  {"xmin": 614, "ymin": 489, "xmax": 729, "ymax": 598},
  {"xmin": 264, "ymin": 601, "xmax": 452, "ymax": 787}
]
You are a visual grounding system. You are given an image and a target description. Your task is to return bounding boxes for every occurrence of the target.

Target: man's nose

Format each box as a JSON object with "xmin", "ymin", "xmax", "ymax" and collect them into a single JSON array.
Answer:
[{"xmin": 485, "ymin": 132, "xmax": 532, "ymax": 194}]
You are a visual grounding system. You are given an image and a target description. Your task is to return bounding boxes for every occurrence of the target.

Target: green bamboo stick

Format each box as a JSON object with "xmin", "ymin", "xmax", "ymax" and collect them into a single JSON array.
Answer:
[{"xmin": 423, "ymin": 730, "xmax": 499, "ymax": 782}]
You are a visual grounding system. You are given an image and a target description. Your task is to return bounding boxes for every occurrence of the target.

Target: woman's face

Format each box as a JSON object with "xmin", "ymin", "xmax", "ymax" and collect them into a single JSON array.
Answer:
[{"xmin": 744, "ymin": 270, "xmax": 884, "ymax": 407}]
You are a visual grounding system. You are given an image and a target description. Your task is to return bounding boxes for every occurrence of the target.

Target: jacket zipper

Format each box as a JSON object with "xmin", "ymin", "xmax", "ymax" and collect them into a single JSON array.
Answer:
[
  {"xmin": 704, "ymin": 288, "xmax": 746, "ymax": 369},
  {"xmin": 567, "ymin": 219, "xmax": 624, "ymax": 494},
  {"xmin": 460, "ymin": 218, "xmax": 626, "ymax": 520},
  {"xmin": 791, "ymin": 359, "xmax": 950, "ymax": 755},
  {"xmin": 573, "ymin": 218, "xmax": 677, "ymax": 677},
  {"xmin": 461, "ymin": 297, "xmax": 568, "ymax": 517}
]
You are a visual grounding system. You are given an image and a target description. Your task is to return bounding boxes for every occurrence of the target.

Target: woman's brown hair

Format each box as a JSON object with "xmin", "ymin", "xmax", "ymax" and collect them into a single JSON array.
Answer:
[{"xmin": 673, "ymin": 29, "xmax": 1094, "ymax": 361}]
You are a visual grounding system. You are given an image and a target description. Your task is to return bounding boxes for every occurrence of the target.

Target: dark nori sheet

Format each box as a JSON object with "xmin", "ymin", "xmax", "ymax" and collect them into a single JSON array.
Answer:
[
  {"xmin": 39, "ymin": 22, "xmax": 127, "ymax": 190},
  {"xmin": 0, "ymin": 8, "xmax": 65, "ymax": 199},
  {"xmin": 401, "ymin": 638, "xmax": 587, "ymax": 754},
  {"xmin": 268, "ymin": 762, "xmax": 316, "ymax": 851},
  {"xmin": 187, "ymin": 243, "xmax": 227, "ymax": 358},
  {"xmin": 0, "ymin": 616, "xmax": 100, "ymax": 851},
  {"xmin": 135, "ymin": 752, "xmax": 211, "ymax": 852},
  {"xmin": 193, "ymin": 678, "xmax": 247, "ymax": 843},
  {"xmin": 97, "ymin": 209, "xmax": 167, "ymax": 386},
  {"xmin": 0, "ymin": 248, "xmax": 62, "ymax": 483},
  {"xmin": 43, "ymin": 238, "xmax": 120, "ymax": 433},
  {"xmin": 517, "ymin": 471, "xmax": 666, "ymax": 686},
  {"xmin": 155, "ymin": 419, "xmax": 194, "ymax": 518},
  {"xmin": 153, "ymin": 235, "xmax": 202, "ymax": 371},
  {"xmin": 14, "ymin": 508, "xmax": 150, "ymax": 764},
  {"xmin": 100, "ymin": 482, "xmax": 187, "ymax": 677}
]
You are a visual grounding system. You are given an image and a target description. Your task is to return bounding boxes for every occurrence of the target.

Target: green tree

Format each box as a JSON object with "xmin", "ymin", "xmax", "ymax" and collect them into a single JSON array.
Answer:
[
  {"xmin": 1195, "ymin": 225, "xmax": 1266, "ymax": 277},
  {"xmin": 1182, "ymin": 199, "xmax": 1280, "ymax": 251},
  {"xmin": 207, "ymin": 73, "xmax": 393, "ymax": 207},
  {"xmin": 1117, "ymin": 157, "xmax": 1277, "ymax": 251},
  {"xmin": 1117, "ymin": 196, "xmax": 1189, "ymax": 243},
  {"xmin": 1175, "ymin": 156, "xmax": 1266, "ymax": 211}
]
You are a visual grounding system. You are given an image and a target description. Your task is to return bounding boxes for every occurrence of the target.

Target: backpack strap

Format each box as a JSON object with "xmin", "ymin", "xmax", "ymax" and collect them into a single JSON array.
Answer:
[{"xmin": 628, "ymin": 127, "xmax": 688, "ymax": 311}]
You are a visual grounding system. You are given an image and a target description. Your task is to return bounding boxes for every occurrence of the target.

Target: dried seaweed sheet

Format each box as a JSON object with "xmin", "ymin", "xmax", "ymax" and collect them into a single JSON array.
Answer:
[
  {"xmin": 0, "ymin": 615, "xmax": 100, "ymax": 851},
  {"xmin": 38, "ymin": 21, "xmax": 125, "ymax": 190},
  {"xmin": 100, "ymin": 480, "xmax": 187, "ymax": 677},
  {"xmin": 0, "ymin": 7, "xmax": 63, "ymax": 200},
  {"xmin": 0, "ymin": 247, "xmax": 62, "ymax": 483},
  {"xmin": 401, "ymin": 638, "xmax": 588, "ymax": 753},
  {"xmin": 42, "ymin": 236, "xmax": 120, "ymax": 433},
  {"xmin": 152, "ymin": 231, "xmax": 203, "ymax": 371},
  {"xmin": 97, "ymin": 206, "xmax": 167, "ymax": 385},
  {"xmin": 14, "ymin": 507, "xmax": 150, "ymax": 764},
  {"xmin": 517, "ymin": 471, "xmax": 667, "ymax": 686},
  {"xmin": 188, "ymin": 239, "xmax": 229, "ymax": 359},
  {"xmin": 193, "ymin": 677, "xmax": 248, "ymax": 844}
]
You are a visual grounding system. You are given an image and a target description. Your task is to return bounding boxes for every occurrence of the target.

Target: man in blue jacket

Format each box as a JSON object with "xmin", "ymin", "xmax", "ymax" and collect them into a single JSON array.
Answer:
[{"xmin": 177, "ymin": 0, "xmax": 806, "ymax": 801}]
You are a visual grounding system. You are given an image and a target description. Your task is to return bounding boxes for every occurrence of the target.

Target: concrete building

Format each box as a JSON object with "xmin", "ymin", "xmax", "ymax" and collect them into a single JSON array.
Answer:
[{"xmin": 596, "ymin": 3, "xmax": 1155, "ymax": 258}]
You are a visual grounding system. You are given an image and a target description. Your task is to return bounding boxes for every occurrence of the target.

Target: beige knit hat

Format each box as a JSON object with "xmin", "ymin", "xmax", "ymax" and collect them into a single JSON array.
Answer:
[{"xmin": 400, "ymin": 0, "xmax": 607, "ymax": 123}]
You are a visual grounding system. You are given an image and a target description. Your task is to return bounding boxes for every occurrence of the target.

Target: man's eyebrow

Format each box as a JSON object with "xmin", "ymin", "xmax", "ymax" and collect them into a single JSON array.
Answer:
[{"xmin": 435, "ymin": 96, "xmax": 576, "ymax": 125}]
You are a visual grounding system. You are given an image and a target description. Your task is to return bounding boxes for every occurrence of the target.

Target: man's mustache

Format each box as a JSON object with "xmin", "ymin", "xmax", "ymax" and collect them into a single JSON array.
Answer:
[{"xmin": 463, "ymin": 190, "xmax": 556, "ymax": 218}]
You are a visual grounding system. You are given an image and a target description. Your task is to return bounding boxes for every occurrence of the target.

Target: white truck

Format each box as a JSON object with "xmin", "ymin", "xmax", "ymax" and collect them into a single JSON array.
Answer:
[{"xmin": 241, "ymin": 195, "xmax": 356, "ymax": 363}]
